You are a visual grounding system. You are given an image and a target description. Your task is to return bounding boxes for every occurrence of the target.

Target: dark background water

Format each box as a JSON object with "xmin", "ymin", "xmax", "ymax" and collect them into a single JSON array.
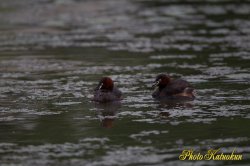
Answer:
[{"xmin": 0, "ymin": 0, "xmax": 250, "ymax": 165}]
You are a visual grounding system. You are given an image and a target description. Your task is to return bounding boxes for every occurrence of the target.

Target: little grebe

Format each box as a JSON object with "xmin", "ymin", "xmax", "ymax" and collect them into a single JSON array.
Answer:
[
  {"xmin": 152, "ymin": 74, "xmax": 195, "ymax": 100},
  {"xmin": 93, "ymin": 77, "xmax": 122, "ymax": 102}
]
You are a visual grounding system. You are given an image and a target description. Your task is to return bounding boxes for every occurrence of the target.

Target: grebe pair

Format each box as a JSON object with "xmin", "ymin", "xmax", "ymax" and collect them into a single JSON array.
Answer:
[{"xmin": 93, "ymin": 74, "xmax": 195, "ymax": 102}]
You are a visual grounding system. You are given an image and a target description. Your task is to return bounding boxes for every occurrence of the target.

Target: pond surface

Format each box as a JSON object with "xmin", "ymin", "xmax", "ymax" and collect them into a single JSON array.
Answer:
[{"xmin": 0, "ymin": 0, "xmax": 250, "ymax": 165}]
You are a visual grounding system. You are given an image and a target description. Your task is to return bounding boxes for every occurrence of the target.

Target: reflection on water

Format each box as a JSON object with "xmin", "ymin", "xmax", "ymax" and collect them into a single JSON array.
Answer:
[
  {"xmin": 93, "ymin": 102, "xmax": 121, "ymax": 128},
  {"xmin": 0, "ymin": 0, "xmax": 250, "ymax": 165},
  {"xmin": 158, "ymin": 100, "xmax": 194, "ymax": 118}
]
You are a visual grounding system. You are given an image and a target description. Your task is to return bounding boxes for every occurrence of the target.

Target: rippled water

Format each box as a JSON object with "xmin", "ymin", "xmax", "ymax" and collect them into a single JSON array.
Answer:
[{"xmin": 0, "ymin": 0, "xmax": 250, "ymax": 165}]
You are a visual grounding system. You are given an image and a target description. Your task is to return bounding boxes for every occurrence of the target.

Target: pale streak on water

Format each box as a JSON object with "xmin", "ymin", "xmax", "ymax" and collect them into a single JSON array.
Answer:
[{"xmin": 0, "ymin": 0, "xmax": 250, "ymax": 165}]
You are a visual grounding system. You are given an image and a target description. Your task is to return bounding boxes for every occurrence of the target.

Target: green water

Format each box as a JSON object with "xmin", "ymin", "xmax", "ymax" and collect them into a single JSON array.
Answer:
[{"xmin": 0, "ymin": 0, "xmax": 250, "ymax": 165}]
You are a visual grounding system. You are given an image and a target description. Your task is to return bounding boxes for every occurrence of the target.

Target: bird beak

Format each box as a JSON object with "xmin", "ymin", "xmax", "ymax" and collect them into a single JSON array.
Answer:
[
  {"xmin": 152, "ymin": 80, "xmax": 160, "ymax": 88},
  {"xmin": 98, "ymin": 83, "xmax": 103, "ymax": 90}
]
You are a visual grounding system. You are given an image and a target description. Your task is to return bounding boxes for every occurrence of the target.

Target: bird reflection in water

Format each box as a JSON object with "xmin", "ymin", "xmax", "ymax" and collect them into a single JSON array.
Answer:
[
  {"xmin": 157, "ymin": 100, "xmax": 194, "ymax": 118},
  {"xmin": 93, "ymin": 102, "xmax": 121, "ymax": 128}
]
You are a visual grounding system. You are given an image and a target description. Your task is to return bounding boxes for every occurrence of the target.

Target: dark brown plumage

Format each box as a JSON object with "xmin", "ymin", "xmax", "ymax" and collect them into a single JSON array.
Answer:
[
  {"xmin": 93, "ymin": 77, "xmax": 122, "ymax": 103},
  {"xmin": 152, "ymin": 74, "xmax": 195, "ymax": 100}
]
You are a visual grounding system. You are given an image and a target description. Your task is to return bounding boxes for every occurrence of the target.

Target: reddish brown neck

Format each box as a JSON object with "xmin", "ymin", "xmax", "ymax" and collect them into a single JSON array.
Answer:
[
  {"xmin": 100, "ymin": 77, "xmax": 114, "ymax": 91},
  {"xmin": 158, "ymin": 76, "xmax": 171, "ymax": 91}
]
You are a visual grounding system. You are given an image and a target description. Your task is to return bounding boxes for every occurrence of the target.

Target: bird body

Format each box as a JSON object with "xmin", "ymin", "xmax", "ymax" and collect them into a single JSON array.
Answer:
[
  {"xmin": 93, "ymin": 77, "xmax": 122, "ymax": 103},
  {"xmin": 152, "ymin": 74, "xmax": 195, "ymax": 100}
]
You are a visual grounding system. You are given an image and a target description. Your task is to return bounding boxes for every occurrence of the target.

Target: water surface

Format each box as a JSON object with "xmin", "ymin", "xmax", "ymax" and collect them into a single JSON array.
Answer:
[{"xmin": 0, "ymin": 0, "xmax": 250, "ymax": 165}]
